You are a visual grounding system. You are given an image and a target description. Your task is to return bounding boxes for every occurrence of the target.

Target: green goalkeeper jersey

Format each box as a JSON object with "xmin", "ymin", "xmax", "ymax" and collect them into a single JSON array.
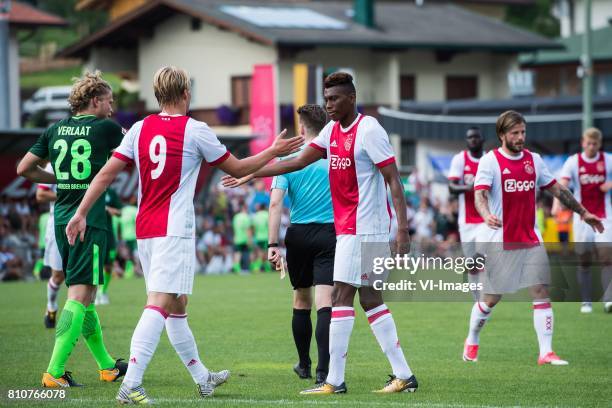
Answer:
[{"xmin": 29, "ymin": 115, "xmax": 124, "ymax": 230}]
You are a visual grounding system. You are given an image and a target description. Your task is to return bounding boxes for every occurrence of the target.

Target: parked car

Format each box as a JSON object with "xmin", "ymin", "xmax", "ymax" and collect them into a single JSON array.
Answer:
[{"xmin": 22, "ymin": 86, "xmax": 71, "ymax": 117}]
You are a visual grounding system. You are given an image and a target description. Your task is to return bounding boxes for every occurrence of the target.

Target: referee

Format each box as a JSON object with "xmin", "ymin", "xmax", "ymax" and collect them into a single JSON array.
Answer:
[{"xmin": 268, "ymin": 105, "xmax": 334, "ymax": 385}]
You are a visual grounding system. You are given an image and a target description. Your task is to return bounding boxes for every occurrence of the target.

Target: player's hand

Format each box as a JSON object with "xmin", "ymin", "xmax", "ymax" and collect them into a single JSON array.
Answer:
[
  {"xmin": 268, "ymin": 247, "xmax": 281, "ymax": 270},
  {"xmin": 221, "ymin": 174, "xmax": 253, "ymax": 188},
  {"xmin": 484, "ymin": 214, "xmax": 502, "ymax": 229},
  {"xmin": 600, "ymin": 181, "xmax": 612, "ymax": 193},
  {"xmin": 395, "ymin": 229, "xmax": 411, "ymax": 256},
  {"xmin": 270, "ymin": 129, "xmax": 304, "ymax": 157},
  {"xmin": 66, "ymin": 214, "xmax": 86, "ymax": 245},
  {"xmin": 582, "ymin": 212, "xmax": 604, "ymax": 233}
]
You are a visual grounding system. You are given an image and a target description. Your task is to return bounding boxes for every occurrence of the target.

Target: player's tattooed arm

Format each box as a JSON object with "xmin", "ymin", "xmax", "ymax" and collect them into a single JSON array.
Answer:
[
  {"xmin": 475, "ymin": 189, "xmax": 502, "ymax": 229},
  {"xmin": 548, "ymin": 183, "xmax": 604, "ymax": 233},
  {"xmin": 548, "ymin": 183, "xmax": 585, "ymax": 216}
]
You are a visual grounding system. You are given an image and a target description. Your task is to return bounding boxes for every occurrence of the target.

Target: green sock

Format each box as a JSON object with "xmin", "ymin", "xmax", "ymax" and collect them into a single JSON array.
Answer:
[
  {"xmin": 82, "ymin": 304, "xmax": 115, "ymax": 370},
  {"xmin": 47, "ymin": 300, "xmax": 86, "ymax": 378},
  {"xmin": 124, "ymin": 260, "xmax": 134, "ymax": 279},
  {"xmin": 263, "ymin": 261, "xmax": 272, "ymax": 272},
  {"xmin": 101, "ymin": 271, "xmax": 112, "ymax": 294},
  {"xmin": 33, "ymin": 259, "xmax": 44, "ymax": 279},
  {"xmin": 232, "ymin": 262, "xmax": 240, "ymax": 273}
]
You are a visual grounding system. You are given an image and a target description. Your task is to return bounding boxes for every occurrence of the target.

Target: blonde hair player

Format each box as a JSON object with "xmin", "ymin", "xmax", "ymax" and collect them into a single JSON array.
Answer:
[
  {"xmin": 462, "ymin": 110, "xmax": 603, "ymax": 365},
  {"xmin": 553, "ymin": 127, "xmax": 612, "ymax": 313},
  {"xmin": 65, "ymin": 66, "xmax": 304, "ymax": 403},
  {"xmin": 18, "ymin": 71, "xmax": 128, "ymax": 387}
]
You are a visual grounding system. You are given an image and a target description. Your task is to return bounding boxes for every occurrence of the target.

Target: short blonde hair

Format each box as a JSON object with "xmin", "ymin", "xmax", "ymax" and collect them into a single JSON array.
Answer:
[
  {"xmin": 496, "ymin": 110, "xmax": 526, "ymax": 141},
  {"xmin": 582, "ymin": 127, "xmax": 602, "ymax": 143},
  {"xmin": 68, "ymin": 70, "xmax": 112, "ymax": 114},
  {"xmin": 153, "ymin": 66, "xmax": 190, "ymax": 107}
]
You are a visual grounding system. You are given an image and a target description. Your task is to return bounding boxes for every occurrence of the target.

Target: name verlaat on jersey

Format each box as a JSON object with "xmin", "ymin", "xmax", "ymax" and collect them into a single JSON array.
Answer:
[{"xmin": 57, "ymin": 126, "xmax": 92, "ymax": 136}]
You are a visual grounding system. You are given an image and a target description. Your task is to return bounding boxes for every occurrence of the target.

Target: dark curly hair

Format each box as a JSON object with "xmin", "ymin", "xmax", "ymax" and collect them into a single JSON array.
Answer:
[
  {"xmin": 324, "ymin": 72, "xmax": 356, "ymax": 95},
  {"xmin": 297, "ymin": 104, "xmax": 327, "ymax": 134}
]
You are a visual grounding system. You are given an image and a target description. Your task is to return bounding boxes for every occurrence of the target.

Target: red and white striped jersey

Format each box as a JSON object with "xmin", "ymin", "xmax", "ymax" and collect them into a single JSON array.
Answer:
[
  {"xmin": 310, "ymin": 114, "xmax": 395, "ymax": 235},
  {"xmin": 474, "ymin": 148, "xmax": 556, "ymax": 245},
  {"xmin": 559, "ymin": 152, "xmax": 611, "ymax": 220},
  {"xmin": 448, "ymin": 150, "xmax": 483, "ymax": 225},
  {"xmin": 113, "ymin": 114, "xmax": 230, "ymax": 239}
]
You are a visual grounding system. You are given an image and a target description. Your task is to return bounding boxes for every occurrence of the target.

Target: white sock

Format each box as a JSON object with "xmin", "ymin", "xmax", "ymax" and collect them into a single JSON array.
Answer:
[
  {"xmin": 366, "ymin": 304, "xmax": 413, "ymax": 380},
  {"xmin": 166, "ymin": 314, "xmax": 210, "ymax": 384},
  {"xmin": 601, "ymin": 266, "xmax": 612, "ymax": 302},
  {"xmin": 325, "ymin": 307, "xmax": 354, "ymax": 387},
  {"xmin": 47, "ymin": 278, "xmax": 60, "ymax": 312},
  {"xmin": 123, "ymin": 306, "xmax": 168, "ymax": 388},
  {"xmin": 533, "ymin": 300, "xmax": 553, "ymax": 358},
  {"xmin": 466, "ymin": 302, "xmax": 492, "ymax": 345}
]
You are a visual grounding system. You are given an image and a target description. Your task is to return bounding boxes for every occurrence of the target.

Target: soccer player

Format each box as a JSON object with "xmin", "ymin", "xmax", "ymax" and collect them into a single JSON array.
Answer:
[
  {"xmin": 554, "ymin": 128, "xmax": 612, "ymax": 313},
  {"xmin": 65, "ymin": 66, "xmax": 304, "ymax": 403},
  {"xmin": 36, "ymin": 163, "xmax": 64, "ymax": 328},
  {"xmin": 448, "ymin": 127, "xmax": 485, "ymax": 298},
  {"xmin": 251, "ymin": 203, "xmax": 271, "ymax": 272},
  {"xmin": 232, "ymin": 201, "xmax": 252, "ymax": 273},
  {"xmin": 224, "ymin": 72, "xmax": 417, "ymax": 394},
  {"xmin": 17, "ymin": 71, "xmax": 128, "ymax": 387},
  {"xmin": 462, "ymin": 110, "xmax": 603, "ymax": 365},
  {"xmin": 95, "ymin": 188, "xmax": 121, "ymax": 305},
  {"xmin": 224, "ymin": 104, "xmax": 334, "ymax": 385},
  {"xmin": 119, "ymin": 194, "xmax": 139, "ymax": 278}
]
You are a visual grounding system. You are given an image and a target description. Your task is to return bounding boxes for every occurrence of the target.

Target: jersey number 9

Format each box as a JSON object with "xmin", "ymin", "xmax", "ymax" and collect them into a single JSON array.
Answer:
[{"xmin": 149, "ymin": 135, "xmax": 167, "ymax": 180}]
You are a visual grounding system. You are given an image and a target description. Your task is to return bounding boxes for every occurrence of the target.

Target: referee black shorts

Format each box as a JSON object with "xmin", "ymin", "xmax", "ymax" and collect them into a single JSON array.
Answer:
[{"xmin": 284, "ymin": 223, "xmax": 335, "ymax": 289}]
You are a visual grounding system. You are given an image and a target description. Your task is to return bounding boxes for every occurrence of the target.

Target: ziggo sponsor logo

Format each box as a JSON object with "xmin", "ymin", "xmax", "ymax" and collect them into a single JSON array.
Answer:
[
  {"xmin": 504, "ymin": 179, "xmax": 535, "ymax": 192},
  {"xmin": 330, "ymin": 154, "xmax": 352, "ymax": 170},
  {"xmin": 579, "ymin": 174, "xmax": 605, "ymax": 184}
]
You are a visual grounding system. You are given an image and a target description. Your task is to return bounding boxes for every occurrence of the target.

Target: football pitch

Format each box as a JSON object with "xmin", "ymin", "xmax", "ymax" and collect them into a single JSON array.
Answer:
[{"xmin": 0, "ymin": 273, "xmax": 610, "ymax": 407}]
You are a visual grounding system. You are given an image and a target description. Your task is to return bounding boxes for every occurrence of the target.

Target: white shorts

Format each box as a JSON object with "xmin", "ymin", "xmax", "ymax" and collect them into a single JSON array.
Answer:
[
  {"xmin": 477, "ymin": 243, "xmax": 550, "ymax": 294},
  {"xmin": 334, "ymin": 234, "xmax": 391, "ymax": 287},
  {"xmin": 459, "ymin": 223, "xmax": 484, "ymax": 258},
  {"xmin": 138, "ymin": 236, "xmax": 196, "ymax": 295},
  {"xmin": 43, "ymin": 221, "xmax": 62, "ymax": 271},
  {"xmin": 573, "ymin": 218, "xmax": 612, "ymax": 254}
]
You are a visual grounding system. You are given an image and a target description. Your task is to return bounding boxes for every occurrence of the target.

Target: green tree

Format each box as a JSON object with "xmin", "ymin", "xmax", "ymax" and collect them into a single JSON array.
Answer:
[{"xmin": 505, "ymin": 0, "xmax": 560, "ymax": 38}]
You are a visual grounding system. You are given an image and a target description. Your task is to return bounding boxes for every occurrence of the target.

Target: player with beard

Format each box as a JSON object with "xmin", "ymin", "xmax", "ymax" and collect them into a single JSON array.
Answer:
[{"xmin": 462, "ymin": 110, "xmax": 603, "ymax": 365}]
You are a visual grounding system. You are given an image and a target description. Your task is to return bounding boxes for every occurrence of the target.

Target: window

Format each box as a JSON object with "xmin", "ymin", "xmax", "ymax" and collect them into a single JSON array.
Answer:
[
  {"xmin": 51, "ymin": 93, "xmax": 70, "ymax": 101},
  {"xmin": 400, "ymin": 75, "xmax": 415, "ymax": 101},
  {"xmin": 231, "ymin": 76, "xmax": 252, "ymax": 108},
  {"xmin": 445, "ymin": 76, "xmax": 478, "ymax": 100},
  {"xmin": 400, "ymin": 139, "xmax": 415, "ymax": 168}
]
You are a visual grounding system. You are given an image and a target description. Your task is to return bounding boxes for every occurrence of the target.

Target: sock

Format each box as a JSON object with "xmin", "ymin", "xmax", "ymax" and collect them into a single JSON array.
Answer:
[
  {"xmin": 82, "ymin": 304, "xmax": 116, "ymax": 370},
  {"xmin": 366, "ymin": 304, "xmax": 413, "ymax": 380},
  {"xmin": 466, "ymin": 302, "xmax": 493, "ymax": 345},
  {"xmin": 576, "ymin": 266, "xmax": 592, "ymax": 302},
  {"xmin": 101, "ymin": 270, "xmax": 112, "ymax": 294},
  {"xmin": 166, "ymin": 314, "xmax": 210, "ymax": 384},
  {"xmin": 326, "ymin": 307, "xmax": 354, "ymax": 386},
  {"xmin": 124, "ymin": 261, "xmax": 134, "ymax": 279},
  {"xmin": 315, "ymin": 307, "xmax": 331, "ymax": 375},
  {"xmin": 292, "ymin": 309, "xmax": 312, "ymax": 368},
  {"xmin": 47, "ymin": 278, "xmax": 61, "ymax": 312},
  {"xmin": 601, "ymin": 266, "xmax": 612, "ymax": 302},
  {"xmin": 533, "ymin": 300, "xmax": 553, "ymax": 358},
  {"xmin": 33, "ymin": 259, "xmax": 44, "ymax": 279},
  {"xmin": 46, "ymin": 300, "xmax": 86, "ymax": 378},
  {"xmin": 122, "ymin": 306, "xmax": 168, "ymax": 388}
]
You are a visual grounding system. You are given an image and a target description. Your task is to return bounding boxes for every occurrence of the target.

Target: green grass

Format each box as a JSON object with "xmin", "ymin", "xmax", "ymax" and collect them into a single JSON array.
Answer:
[
  {"xmin": 20, "ymin": 67, "xmax": 122, "ymax": 91},
  {"xmin": 0, "ymin": 274, "xmax": 610, "ymax": 407}
]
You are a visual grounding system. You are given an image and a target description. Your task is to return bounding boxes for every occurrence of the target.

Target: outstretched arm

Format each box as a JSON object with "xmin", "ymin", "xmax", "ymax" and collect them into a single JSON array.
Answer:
[
  {"xmin": 547, "ymin": 182, "xmax": 604, "ymax": 232},
  {"xmin": 66, "ymin": 157, "xmax": 127, "ymax": 244},
  {"xmin": 475, "ymin": 189, "xmax": 502, "ymax": 229},
  {"xmin": 217, "ymin": 129, "xmax": 304, "ymax": 178},
  {"xmin": 17, "ymin": 153, "xmax": 56, "ymax": 184},
  {"xmin": 221, "ymin": 146, "xmax": 324, "ymax": 187}
]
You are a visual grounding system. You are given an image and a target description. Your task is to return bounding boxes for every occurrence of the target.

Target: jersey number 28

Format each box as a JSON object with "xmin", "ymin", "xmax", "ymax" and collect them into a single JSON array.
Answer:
[{"xmin": 53, "ymin": 139, "xmax": 92, "ymax": 181}]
